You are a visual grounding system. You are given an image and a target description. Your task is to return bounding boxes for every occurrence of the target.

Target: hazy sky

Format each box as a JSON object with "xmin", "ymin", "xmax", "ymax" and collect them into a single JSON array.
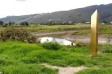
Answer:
[{"xmin": 0, "ymin": 0, "xmax": 111, "ymax": 18}]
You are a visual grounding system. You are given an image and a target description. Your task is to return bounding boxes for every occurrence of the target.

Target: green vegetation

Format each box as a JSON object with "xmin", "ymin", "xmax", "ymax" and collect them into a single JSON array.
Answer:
[
  {"xmin": 0, "ymin": 24, "xmax": 112, "ymax": 74},
  {"xmin": 0, "ymin": 41, "xmax": 58, "ymax": 74},
  {"xmin": 0, "ymin": 28, "xmax": 36, "ymax": 43},
  {"xmin": 0, "ymin": 24, "xmax": 112, "ymax": 36},
  {"xmin": 78, "ymin": 67, "xmax": 112, "ymax": 74},
  {"xmin": 42, "ymin": 42, "xmax": 62, "ymax": 50},
  {"xmin": 0, "ymin": 64, "xmax": 57, "ymax": 74},
  {"xmin": 0, "ymin": 41, "xmax": 112, "ymax": 74},
  {"xmin": 0, "ymin": 24, "xmax": 90, "ymax": 33}
]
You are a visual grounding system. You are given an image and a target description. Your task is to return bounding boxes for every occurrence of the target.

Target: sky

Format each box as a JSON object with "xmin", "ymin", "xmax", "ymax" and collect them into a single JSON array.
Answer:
[{"xmin": 0, "ymin": 0, "xmax": 111, "ymax": 18}]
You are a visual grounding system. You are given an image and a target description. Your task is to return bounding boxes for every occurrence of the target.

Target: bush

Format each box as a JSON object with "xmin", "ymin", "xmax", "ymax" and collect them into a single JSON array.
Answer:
[
  {"xmin": 42, "ymin": 42, "xmax": 62, "ymax": 50},
  {"xmin": 20, "ymin": 21, "xmax": 29, "ymax": 26},
  {"xmin": 27, "ymin": 36, "xmax": 37, "ymax": 43},
  {"xmin": 0, "ymin": 20, "xmax": 4, "ymax": 26},
  {"xmin": 0, "ymin": 28, "xmax": 36, "ymax": 43},
  {"xmin": 101, "ymin": 45, "xmax": 112, "ymax": 53},
  {"xmin": 75, "ymin": 41, "xmax": 86, "ymax": 47}
]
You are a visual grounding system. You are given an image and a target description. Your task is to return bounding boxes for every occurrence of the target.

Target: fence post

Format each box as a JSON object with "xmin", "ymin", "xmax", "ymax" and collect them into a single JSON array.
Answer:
[{"xmin": 91, "ymin": 10, "xmax": 99, "ymax": 57}]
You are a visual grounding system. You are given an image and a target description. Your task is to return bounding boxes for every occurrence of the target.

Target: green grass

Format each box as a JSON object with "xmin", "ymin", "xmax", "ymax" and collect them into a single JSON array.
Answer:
[
  {"xmin": 1, "ymin": 24, "xmax": 112, "ymax": 37},
  {"xmin": 0, "ymin": 24, "xmax": 90, "ymax": 33},
  {"xmin": 0, "ymin": 64, "xmax": 57, "ymax": 74},
  {"xmin": 0, "ymin": 41, "xmax": 112, "ymax": 74},
  {"xmin": 0, "ymin": 41, "xmax": 58, "ymax": 74},
  {"xmin": 78, "ymin": 67, "xmax": 112, "ymax": 74}
]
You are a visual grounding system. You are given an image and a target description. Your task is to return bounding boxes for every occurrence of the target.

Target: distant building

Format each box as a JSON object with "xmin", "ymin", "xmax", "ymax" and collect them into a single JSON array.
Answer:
[{"xmin": 39, "ymin": 37, "xmax": 76, "ymax": 46}]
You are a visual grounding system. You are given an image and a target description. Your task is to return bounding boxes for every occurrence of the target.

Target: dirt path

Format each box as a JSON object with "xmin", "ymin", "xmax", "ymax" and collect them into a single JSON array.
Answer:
[{"xmin": 41, "ymin": 63, "xmax": 87, "ymax": 74}]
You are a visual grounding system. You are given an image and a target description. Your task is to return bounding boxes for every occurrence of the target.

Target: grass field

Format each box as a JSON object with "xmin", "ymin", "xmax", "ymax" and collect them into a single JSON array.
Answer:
[
  {"xmin": 0, "ymin": 24, "xmax": 90, "ymax": 32},
  {"xmin": 0, "ymin": 24, "xmax": 112, "ymax": 37},
  {"xmin": 0, "ymin": 24, "xmax": 112, "ymax": 74},
  {"xmin": 0, "ymin": 41, "xmax": 112, "ymax": 74}
]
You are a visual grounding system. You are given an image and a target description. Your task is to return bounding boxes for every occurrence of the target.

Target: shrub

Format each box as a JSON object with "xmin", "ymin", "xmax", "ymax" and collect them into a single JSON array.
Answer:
[
  {"xmin": 27, "ymin": 36, "xmax": 37, "ymax": 43},
  {"xmin": 75, "ymin": 41, "xmax": 86, "ymax": 47},
  {"xmin": 20, "ymin": 21, "xmax": 29, "ymax": 26},
  {"xmin": 101, "ymin": 45, "xmax": 112, "ymax": 53},
  {"xmin": 0, "ymin": 20, "xmax": 4, "ymax": 26},
  {"xmin": 42, "ymin": 42, "xmax": 61, "ymax": 50},
  {"xmin": 0, "ymin": 28, "xmax": 36, "ymax": 43}
]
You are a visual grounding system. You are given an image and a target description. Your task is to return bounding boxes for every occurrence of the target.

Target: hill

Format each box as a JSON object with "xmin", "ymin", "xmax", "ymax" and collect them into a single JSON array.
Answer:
[{"xmin": 1, "ymin": 3, "xmax": 112, "ymax": 24}]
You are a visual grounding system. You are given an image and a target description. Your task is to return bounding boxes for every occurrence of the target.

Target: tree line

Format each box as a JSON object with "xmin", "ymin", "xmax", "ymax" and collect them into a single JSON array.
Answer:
[{"xmin": 0, "ymin": 21, "xmax": 29, "ymax": 27}]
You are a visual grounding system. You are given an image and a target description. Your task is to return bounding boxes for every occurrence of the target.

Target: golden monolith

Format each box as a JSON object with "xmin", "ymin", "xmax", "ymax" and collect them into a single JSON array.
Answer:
[{"xmin": 91, "ymin": 10, "xmax": 99, "ymax": 57}]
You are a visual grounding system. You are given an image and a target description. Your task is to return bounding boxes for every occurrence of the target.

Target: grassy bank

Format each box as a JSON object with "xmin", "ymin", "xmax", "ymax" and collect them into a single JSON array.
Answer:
[{"xmin": 0, "ymin": 41, "xmax": 112, "ymax": 74}]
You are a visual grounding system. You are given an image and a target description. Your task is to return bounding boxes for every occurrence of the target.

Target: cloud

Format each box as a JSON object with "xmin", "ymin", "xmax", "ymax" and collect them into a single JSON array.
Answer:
[{"xmin": 0, "ymin": 0, "xmax": 111, "ymax": 18}]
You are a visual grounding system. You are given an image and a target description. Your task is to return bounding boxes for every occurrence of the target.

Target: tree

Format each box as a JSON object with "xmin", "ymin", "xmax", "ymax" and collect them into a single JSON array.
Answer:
[
  {"xmin": 8, "ymin": 21, "xmax": 15, "ymax": 26},
  {"xmin": 0, "ymin": 20, "xmax": 4, "ymax": 26},
  {"xmin": 103, "ymin": 20, "xmax": 109, "ymax": 24},
  {"xmin": 2, "ymin": 23, "xmax": 8, "ymax": 27},
  {"xmin": 20, "ymin": 21, "xmax": 29, "ymax": 26}
]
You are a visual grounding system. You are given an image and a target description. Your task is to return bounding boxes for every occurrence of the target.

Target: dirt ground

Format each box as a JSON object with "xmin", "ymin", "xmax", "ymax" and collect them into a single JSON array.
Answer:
[{"xmin": 33, "ymin": 31, "xmax": 112, "ymax": 44}]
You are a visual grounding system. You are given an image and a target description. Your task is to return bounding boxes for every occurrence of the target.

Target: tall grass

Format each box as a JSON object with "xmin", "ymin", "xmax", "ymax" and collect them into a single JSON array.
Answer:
[{"xmin": 0, "ymin": 41, "xmax": 112, "ymax": 74}]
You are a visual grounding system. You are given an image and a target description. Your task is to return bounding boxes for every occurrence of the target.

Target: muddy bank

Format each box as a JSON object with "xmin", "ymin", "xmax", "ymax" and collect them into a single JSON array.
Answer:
[
  {"xmin": 33, "ymin": 31, "xmax": 112, "ymax": 44},
  {"xmin": 65, "ymin": 37, "xmax": 112, "ymax": 44}
]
